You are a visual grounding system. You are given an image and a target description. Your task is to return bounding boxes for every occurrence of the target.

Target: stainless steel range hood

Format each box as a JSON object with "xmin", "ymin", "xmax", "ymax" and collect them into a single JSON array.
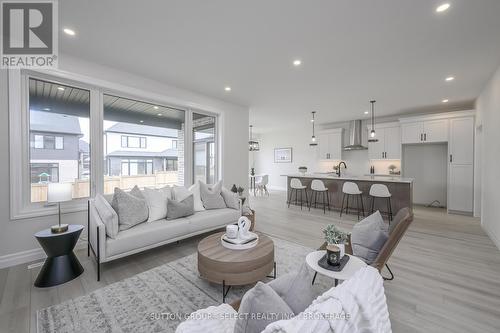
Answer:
[{"xmin": 343, "ymin": 120, "xmax": 368, "ymax": 150}]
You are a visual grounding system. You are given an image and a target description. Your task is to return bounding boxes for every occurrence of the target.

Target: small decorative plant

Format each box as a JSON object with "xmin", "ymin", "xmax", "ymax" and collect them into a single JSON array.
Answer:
[
  {"xmin": 388, "ymin": 164, "xmax": 397, "ymax": 174},
  {"xmin": 298, "ymin": 166, "xmax": 307, "ymax": 174},
  {"xmin": 323, "ymin": 224, "xmax": 349, "ymax": 245},
  {"xmin": 231, "ymin": 184, "xmax": 238, "ymax": 193}
]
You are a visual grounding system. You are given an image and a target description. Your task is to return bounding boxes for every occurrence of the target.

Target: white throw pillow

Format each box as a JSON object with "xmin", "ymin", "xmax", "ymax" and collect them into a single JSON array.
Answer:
[
  {"xmin": 172, "ymin": 185, "xmax": 191, "ymax": 202},
  {"xmin": 188, "ymin": 181, "xmax": 206, "ymax": 212},
  {"xmin": 142, "ymin": 186, "xmax": 171, "ymax": 222},
  {"xmin": 221, "ymin": 187, "xmax": 239, "ymax": 210},
  {"xmin": 94, "ymin": 193, "xmax": 119, "ymax": 239}
]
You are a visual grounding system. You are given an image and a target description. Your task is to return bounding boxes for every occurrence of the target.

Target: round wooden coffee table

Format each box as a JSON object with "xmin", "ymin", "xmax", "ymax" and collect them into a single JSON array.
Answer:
[{"xmin": 198, "ymin": 231, "xmax": 275, "ymax": 302}]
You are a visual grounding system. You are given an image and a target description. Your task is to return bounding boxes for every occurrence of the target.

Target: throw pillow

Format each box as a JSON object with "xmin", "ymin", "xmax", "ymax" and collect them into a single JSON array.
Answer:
[
  {"xmin": 188, "ymin": 181, "xmax": 206, "ymax": 212},
  {"xmin": 166, "ymin": 194, "xmax": 195, "ymax": 220},
  {"xmin": 172, "ymin": 185, "xmax": 191, "ymax": 202},
  {"xmin": 221, "ymin": 187, "xmax": 239, "ymax": 210},
  {"xmin": 199, "ymin": 180, "xmax": 226, "ymax": 209},
  {"xmin": 94, "ymin": 193, "xmax": 119, "ymax": 239},
  {"xmin": 142, "ymin": 186, "xmax": 171, "ymax": 222},
  {"xmin": 351, "ymin": 211, "xmax": 388, "ymax": 264},
  {"xmin": 268, "ymin": 263, "xmax": 317, "ymax": 315},
  {"xmin": 235, "ymin": 282, "xmax": 294, "ymax": 333},
  {"xmin": 111, "ymin": 187, "xmax": 149, "ymax": 231}
]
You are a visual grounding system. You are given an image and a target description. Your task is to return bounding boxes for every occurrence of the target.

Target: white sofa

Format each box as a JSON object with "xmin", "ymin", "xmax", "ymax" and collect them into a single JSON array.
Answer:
[{"xmin": 88, "ymin": 195, "xmax": 241, "ymax": 281}]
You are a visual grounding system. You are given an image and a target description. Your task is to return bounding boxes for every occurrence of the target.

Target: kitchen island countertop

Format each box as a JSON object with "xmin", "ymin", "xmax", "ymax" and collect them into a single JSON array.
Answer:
[{"xmin": 282, "ymin": 173, "xmax": 414, "ymax": 184}]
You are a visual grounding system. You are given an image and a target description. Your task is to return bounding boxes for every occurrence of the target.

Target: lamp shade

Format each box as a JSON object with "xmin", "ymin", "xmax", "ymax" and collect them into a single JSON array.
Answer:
[{"xmin": 47, "ymin": 183, "xmax": 73, "ymax": 203}]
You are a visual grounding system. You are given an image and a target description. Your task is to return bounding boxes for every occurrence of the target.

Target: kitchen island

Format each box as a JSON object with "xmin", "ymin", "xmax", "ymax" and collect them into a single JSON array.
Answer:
[{"xmin": 283, "ymin": 173, "xmax": 414, "ymax": 216}]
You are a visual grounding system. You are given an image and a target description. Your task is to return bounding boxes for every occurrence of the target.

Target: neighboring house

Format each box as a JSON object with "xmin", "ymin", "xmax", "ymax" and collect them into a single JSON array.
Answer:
[
  {"xmin": 29, "ymin": 110, "xmax": 85, "ymax": 183},
  {"xmin": 104, "ymin": 122, "xmax": 178, "ymax": 177}
]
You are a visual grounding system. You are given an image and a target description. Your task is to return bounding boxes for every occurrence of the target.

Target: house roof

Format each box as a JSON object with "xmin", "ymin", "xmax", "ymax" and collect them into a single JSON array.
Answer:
[
  {"xmin": 106, "ymin": 149, "xmax": 178, "ymax": 158},
  {"xmin": 105, "ymin": 123, "xmax": 178, "ymax": 138},
  {"xmin": 30, "ymin": 111, "xmax": 83, "ymax": 135}
]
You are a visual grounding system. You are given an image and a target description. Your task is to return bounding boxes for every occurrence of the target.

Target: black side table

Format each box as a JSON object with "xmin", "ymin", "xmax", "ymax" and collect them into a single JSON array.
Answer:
[{"xmin": 34, "ymin": 224, "xmax": 84, "ymax": 288}]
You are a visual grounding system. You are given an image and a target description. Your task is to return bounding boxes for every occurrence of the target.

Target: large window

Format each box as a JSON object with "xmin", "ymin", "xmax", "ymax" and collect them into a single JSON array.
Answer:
[
  {"xmin": 29, "ymin": 78, "xmax": 90, "ymax": 203},
  {"xmin": 103, "ymin": 94, "xmax": 184, "ymax": 193},
  {"xmin": 193, "ymin": 112, "xmax": 217, "ymax": 184}
]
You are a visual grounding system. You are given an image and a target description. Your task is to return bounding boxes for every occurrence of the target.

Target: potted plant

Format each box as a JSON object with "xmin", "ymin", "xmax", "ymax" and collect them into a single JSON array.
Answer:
[
  {"xmin": 298, "ymin": 166, "xmax": 307, "ymax": 174},
  {"xmin": 230, "ymin": 184, "xmax": 238, "ymax": 193},
  {"xmin": 237, "ymin": 186, "xmax": 244, "ymax": 196},
  {"xmin": 388, "ymin": 164, "xmax": 397, "ymax": 175},
  {"xmin": 323, "ymin": 224, "xmax": 349, "ymax": 257}
]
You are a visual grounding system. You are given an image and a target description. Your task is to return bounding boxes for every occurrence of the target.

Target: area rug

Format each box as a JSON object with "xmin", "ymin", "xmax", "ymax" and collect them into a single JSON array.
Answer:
[{"xmin": 37, "ymin": 237, "xmax": 331, "ymax": 333}]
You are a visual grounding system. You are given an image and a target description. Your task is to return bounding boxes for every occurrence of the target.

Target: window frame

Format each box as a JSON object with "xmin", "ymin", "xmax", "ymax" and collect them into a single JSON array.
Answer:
[
  {"xmin": 120, "ymin": 135, "xmax": 147, "ymax": 148},
  {"xmin": 8, "ymin": 69, "xmax": 223, "ymax": 220}
]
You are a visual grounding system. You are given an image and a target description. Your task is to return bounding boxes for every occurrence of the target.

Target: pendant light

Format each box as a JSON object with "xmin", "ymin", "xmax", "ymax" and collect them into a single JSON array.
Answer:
[
  {"xmin": 248, "ymin": 125, "xmax": 260, "ymax": 151},
  {"xmin": 310, "ymin": 111, "xmax": 318, "ymax": 146},
  {"xmin": 368, "ymin": 100, "xmax": 378, "ymax": 143}
]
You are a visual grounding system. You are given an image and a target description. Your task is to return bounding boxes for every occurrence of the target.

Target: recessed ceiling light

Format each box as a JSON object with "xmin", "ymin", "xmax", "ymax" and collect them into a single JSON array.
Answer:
[
  {"xmin": 153, "ymin": 106, "xmax": 159, "ymax": 110},
  {"xmin": 442, "ymin": 99, "xmax": 449, "ymax": 103},
  {"xmin": 63, "ymin": 28, "xmax": 76, "ymax": 36},
  {"xmin": 224, "ymin": 86, "xmax": 231, "ymax": 92},
  {"xmin": 157, "ymin": 113, "xmax": 162, "ymax": 116},
  {"xmin": 436, "ymin": 3, "xmax": 450, "ymax": 13},
  {"xmin": 140, "ymin": 120, "xmax": 144, "ymax": 123},
  {"xmin": 445, "ymin": 76, "xmax": 455, "ymax": 81},
  {"xmin": 364, "ymin": 111, "xmax": 369, "ymax": 114},
  {"xmin": 43, "ymin": 107, "xmax": 51, "ymax": 111},
  {"xmin": 293, "ymin": 59, "xmax": 302, "ymax": 66},
  {"xmin": 57, "ymin": 87, "xmax": 65, "ymax": 91}
]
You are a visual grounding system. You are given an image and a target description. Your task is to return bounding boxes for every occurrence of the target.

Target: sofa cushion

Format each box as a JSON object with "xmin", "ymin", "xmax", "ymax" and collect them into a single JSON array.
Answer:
[
  {"xmin": 112, "ymin": 186, "xmax": 149, "ymax": 231},
  {"xmin": 268, "ymin": 263, "xmax": 316, "ymax": 315},
  {"xmin": 221, "ymin": 187, "xmax": 239, "ymax": 210},
  {"xmin": 187, "ymin": 208, "xmax": 240, "ymax": 233},
  {"xmin": 106, "ymin": 217, "xmax": 190, "ymax": 258},
  {"xmin": 172, "ymin": 185, "xmax": 190, "ymax": 201},
  {"xmin": 235, "ymin": 282, "xmax": 294, "ymax": 333},
  {"xmin": 188, "ymin": 182, "xmax": 206, "ymax": 212},
  {"xmin": 351, "ymin": 211, "xmax": 388, "ymax": 264},
  {"xmin": 94, "ymin": 194, "xmax": 119, "ymax": 239},
  {"xmin": 167, "ymin": 195, "xmax": 194, "ymax": 220},
  {"xmin": 199, "ymin": 181, "xmax": 226, "ymax": 209},
  {"xmin": 142, "ymin": 186, "xmax": 171, "ymax": 222}
]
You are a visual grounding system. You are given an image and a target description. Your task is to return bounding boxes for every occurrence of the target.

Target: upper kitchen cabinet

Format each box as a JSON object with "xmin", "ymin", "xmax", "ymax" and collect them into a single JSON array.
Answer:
[
  {"xmin": 318, "ymin": 128, "xmax": 343, "ymax": 160},
  {"xmin": 367, "ymin": 122, "xmax": 401, "ymax": 160},
  {"xmin": 400, "ymin": 117, "xmax": 449, "ymax": 144}
]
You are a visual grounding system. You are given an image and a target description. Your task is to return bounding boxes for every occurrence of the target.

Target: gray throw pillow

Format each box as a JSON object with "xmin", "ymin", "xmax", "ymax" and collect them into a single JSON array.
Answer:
[
  {"xmin": 199, "ymin": 181, "xmax": 226, "ymax": 209},
  {"xmin": 268, "ymin": 263, "xmax": 316, "ymax": 315},
  {"xmin": 94, "ymin": 193, "xmax": 119, "ymax": 239},
  {"xmin": 389, "ymin": 207, "xmax": 410, "ymax": 234},
  {"xmin": 166, "ymin": 195, "xmax": 194, "ymax": 220},
  {"xmin": 235, "ymin": 282, "xmax": 294, "ymax": 333},
  {"xmin": 351, "ymin": 211, "xmax": 389, "ymax": 264},
  {"xmin": 112, "ymin": 186, "xmax": 149, "ymax": 231},
  {"xmin": 221, "ymin": 187, "xmax": 239, "ymax": 210}
]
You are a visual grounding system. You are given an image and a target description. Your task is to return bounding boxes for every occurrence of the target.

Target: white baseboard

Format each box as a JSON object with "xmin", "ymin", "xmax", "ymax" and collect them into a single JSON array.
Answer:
[
  {"xmin": 482, "ymin": 221, "xmax": 500, "ymax": 251},
  {"xmin": 0, "ymin": 241, "xmax": 87, "ymax": 269}
]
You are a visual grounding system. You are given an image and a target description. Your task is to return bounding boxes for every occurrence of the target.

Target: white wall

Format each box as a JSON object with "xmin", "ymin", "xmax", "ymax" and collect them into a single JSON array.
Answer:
[
  {"xmin": 476, "ymin": 65, "xmax": 500, "ymax": 250},
  {"xmin": 402, "ymin": 144, "xmax": 448, "ymax": 206},
  {"xmin": 0, "ymin": 55, "xmax": 248, "ymax": 267}
]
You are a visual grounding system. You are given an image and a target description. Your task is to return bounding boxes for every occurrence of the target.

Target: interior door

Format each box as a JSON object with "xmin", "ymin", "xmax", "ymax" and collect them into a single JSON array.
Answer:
[
  {"xmin": 448, "ymin": 164, "xmax": 474, "ymax": 212},
  {"xmin": 384, "ymin": 126, "xmax": 401, "ymax": 159},
  {"xmin": 424, "ymin": 119, "xmax": 449, "ymax": 143},
  {"xmin": 401, "ymin": 122, "xmax": 423, "ymax": 144}
]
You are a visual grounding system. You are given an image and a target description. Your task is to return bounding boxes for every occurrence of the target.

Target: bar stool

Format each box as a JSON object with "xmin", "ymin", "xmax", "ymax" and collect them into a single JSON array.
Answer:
[
  {"xmin": 288, "ymin": 178, "xmax": 308, "ymax": 210},
  {"xmin": 340, "ymin": 182, "xmax": 365, "ymax": 220},
  {"xmin": 309, "ymin": 179, "xmax": 330, "ymax": 213},
  {"xmin": 369, "ymin": 184, "xmax": 393, "ymax": 221}
]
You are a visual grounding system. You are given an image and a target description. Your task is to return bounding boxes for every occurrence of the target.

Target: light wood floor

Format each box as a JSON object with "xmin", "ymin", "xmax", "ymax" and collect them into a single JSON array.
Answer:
[{"xmin": 1, "ymin": 190, "xmax": 499, "ymax": 333}]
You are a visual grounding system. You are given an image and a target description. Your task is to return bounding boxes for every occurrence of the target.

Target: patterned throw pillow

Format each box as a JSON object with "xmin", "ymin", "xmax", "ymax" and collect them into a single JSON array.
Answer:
[
  {"xmin": 111, "ymin": 186, "xmax": 149, "ymax": 231},
  {"xmin": 199, "ymin": 180, "xmax": 226, "ymax": 209}
]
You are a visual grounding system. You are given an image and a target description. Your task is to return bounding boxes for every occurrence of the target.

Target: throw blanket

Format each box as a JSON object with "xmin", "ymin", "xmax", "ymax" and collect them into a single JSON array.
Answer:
[
  {"xmin": 262, "ymin": 266, "xmax": 391, "ymax": 333},
  {"xmin": 176, "ymin": 303, "xmax": 237, "ymax": 333}
]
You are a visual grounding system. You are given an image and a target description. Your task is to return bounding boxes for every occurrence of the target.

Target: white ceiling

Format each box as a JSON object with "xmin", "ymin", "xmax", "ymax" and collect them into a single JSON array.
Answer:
[{"xmin": 59, "ymin": 0, "xmax": 500, "ymax": 133}]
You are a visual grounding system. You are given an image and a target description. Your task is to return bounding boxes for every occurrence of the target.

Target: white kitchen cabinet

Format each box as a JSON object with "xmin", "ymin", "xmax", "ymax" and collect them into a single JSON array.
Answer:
[
  {"xmin": 367, "ymin": 123, "xmax": 401, "ymax": 160},
  {"xmin": 448, "ymin": 117, "xmax": 474, "ymax": 214},
  {"xmin": 401, "ymin": 119, "xmax": 448, "ymax": 144},
  {"xmin": 318, "ymin": 129, "xmax": 343, "ymax": 160}
]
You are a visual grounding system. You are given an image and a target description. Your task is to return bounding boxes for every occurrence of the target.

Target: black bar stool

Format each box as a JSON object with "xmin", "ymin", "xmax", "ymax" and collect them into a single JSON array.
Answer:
[
  {"xmin": 369, "ymin": 184, "xmax": 393, "ymax": 221},
  {"xmin": 340, "ymin": 181, "xmax": 365, "ymax": 220},
  {"xmin": 309, "ymin": 179, "xmax": 330, "ymax": 213},
  {"xmin": 288, "ymin": 178, "xmax": 308, "ymax": 210}
]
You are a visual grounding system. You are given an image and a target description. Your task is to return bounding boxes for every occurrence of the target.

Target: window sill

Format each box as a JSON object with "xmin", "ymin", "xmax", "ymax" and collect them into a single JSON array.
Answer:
[{"xmin": 11, "ymin": 200, "xmax": 88, "ymax": 220}]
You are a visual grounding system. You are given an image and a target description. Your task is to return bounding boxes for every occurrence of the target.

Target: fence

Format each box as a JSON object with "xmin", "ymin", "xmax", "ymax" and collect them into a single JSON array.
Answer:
[{"xmin": 31, "ymin": 171, "xmax": 179, "ymax": 202}]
